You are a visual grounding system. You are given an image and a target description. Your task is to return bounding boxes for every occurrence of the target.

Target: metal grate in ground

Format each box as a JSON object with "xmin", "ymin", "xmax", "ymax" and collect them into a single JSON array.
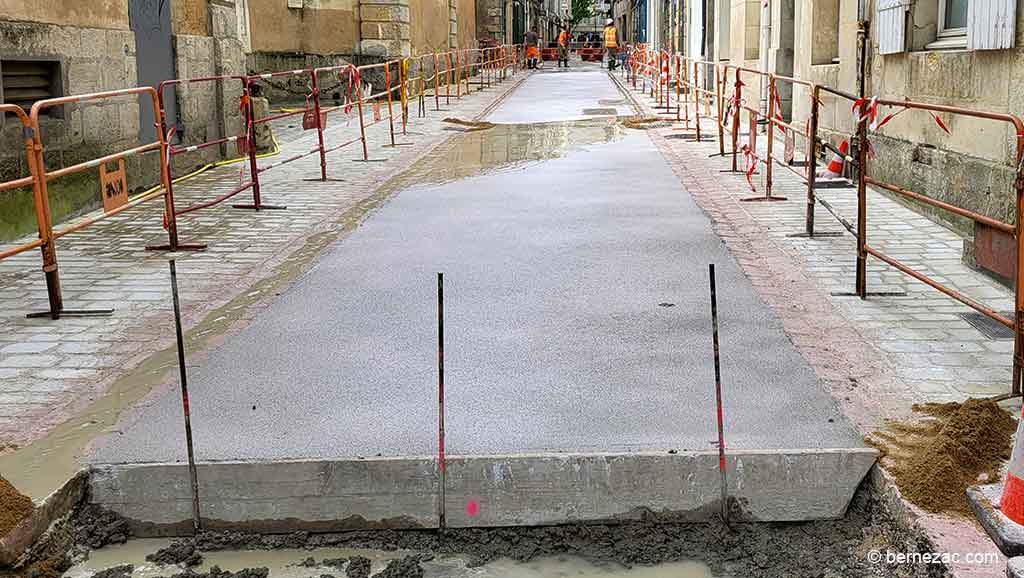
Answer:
[{"xmin": 958, "ymin": 311, "xmax": 1015, "ymax": 340}]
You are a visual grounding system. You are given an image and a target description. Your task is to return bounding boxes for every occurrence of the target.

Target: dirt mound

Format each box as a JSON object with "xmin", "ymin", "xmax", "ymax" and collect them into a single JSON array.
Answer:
[
  {"xmin": 0, "ymin": 476, "xmax": 33, "ymax": 537},
  {"xmin": 867, "ymin": 398, "xmax": 1016, "ymax": 515}
]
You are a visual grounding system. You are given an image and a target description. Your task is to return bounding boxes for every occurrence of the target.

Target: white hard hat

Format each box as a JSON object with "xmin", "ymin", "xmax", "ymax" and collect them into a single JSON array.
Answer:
[{"xmin": 606, "ymin": 18, "xmax": 613, "ymax": 25}]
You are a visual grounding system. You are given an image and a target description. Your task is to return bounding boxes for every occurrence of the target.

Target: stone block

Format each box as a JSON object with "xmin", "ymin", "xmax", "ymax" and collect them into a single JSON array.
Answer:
[
  {"xmin": 360, "ymin": 21, "xmax": 411, "ymax": 40},
  {"xmin": 67, "ymin": 59, "xmax": 103, "ymax": 94},
  {"xmin": 360, "ymin": 4, "xmax": 411, "ymax": 22},
  {"xmin": 79, "ymin": 28, "xmax": 109, "ymax": 58},
  {"xmin": 210, "ymin": 3, "xmax": 240, "ymax": 39},
  {"xmin": 360, "ymin": 39, "xmax": 407, "ymax": 57}
]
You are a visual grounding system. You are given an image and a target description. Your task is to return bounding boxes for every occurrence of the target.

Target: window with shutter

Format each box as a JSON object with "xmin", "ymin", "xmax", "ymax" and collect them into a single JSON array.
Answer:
[
  {"xmin": 0, "ymin": 60, "xmax": 62, "ymax": 115},
  {"xmin": 876, "ymin": 0, "xmax": 908, "ymax": 55},
  {"xmin": 968, "ymin": 0, "xmax": 1016, "ymax": 50}
]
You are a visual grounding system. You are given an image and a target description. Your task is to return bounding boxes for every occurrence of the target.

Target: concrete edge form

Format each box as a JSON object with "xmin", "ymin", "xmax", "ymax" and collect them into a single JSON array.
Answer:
[
  {"xmin": 89, "ymin": 448, "xmax": 878, "ymax": 537},
  {"xmin": 0, "ymin": 469, "xmax": 89, "ymax": 567},
  {"xmin": 968, "ymin": 482, "xmax": 1024, "ymax": 557}
]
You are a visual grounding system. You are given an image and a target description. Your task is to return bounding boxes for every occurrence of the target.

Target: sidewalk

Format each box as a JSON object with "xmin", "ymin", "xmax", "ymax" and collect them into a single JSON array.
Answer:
[
  {"xmin": 0, "ymin": 71, "xmax": 524, "ymax": 472},
  {"xmin": 615, "ymin": 72, "xmax": 1013, "ymax": 577}
]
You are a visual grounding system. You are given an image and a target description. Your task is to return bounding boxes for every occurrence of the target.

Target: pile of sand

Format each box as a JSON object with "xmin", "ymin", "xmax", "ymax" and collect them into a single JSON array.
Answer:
[
  {"xmin": 0, "ymin": 474, "xmax": 33, "ymax": 536},
  {"xmin": 868, "ymin": 398, "xmax": 1017, "ymax": 515}
]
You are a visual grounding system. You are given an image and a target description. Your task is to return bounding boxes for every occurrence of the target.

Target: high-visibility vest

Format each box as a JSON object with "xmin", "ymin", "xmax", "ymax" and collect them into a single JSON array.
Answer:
[
  {"xmin": 604, "ymin": 26, "xmax": 617, "ymax": 48},
  {"xmin": 558, "ymin": 31, "xmax": 569, "ymax": 46}
]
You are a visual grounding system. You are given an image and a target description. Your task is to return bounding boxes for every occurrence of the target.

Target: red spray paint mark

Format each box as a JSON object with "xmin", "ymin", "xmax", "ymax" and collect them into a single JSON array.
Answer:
[{"xmin": 466, "ymin": 500, "xmax": 479, "ymax": 517}]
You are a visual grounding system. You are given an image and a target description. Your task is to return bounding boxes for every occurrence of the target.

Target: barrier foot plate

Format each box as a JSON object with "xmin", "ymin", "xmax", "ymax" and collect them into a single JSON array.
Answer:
[
  {"xmin": 232, "ymin": 204, "xmax": 287, "ymax": 210},
  {"xmin": 352, "ymin": 158, "xmax": 388, "ymax": 163},
  {"xmin": 27, "ymin": 308, "xmax": 114, "ymax": 319},
  {"xmin": 741, "ymin": 195, "xmax": 788, "ymax": 202},
  {"xmin": 830, "ymin": 291, "xmax": 908, "ymax": 297},
  {"xmin": 786, "ymin": 231, "xmax": 845, "ymax": 238},
  {"xmin": 383, "ymin": 142, "xmax": 416, "ymax": 147},
  {"xmin": 719, "ymin": 169, "xmax": 743, "ymax": 173},
  {"xmin": 303, "ymin": 177, "xmax": 346, "ymax": 182},
  {"xmin": 145, "ymin": 243, "xmax": 208, "ymax": 252}
]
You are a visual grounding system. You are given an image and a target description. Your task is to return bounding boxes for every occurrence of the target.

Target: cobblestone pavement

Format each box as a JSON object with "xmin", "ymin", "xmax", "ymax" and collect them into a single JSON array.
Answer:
[
  {"xmin": 0, "ymin": 71, "xmax": 524, "ymax": 455},
  {"xmin": 613, "ymin": 72, "xmax": 1012, "ymax": 577}
]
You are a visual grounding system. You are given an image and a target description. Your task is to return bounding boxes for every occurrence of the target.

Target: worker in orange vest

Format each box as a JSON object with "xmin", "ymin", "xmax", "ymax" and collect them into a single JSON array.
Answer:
[
  {"xmin": 603, "ymin": 19, "xmax": 618, "ymax": 71},
  {"xmin": 557, "ymin": 27, "xmax": 570, "ymax": 68}
]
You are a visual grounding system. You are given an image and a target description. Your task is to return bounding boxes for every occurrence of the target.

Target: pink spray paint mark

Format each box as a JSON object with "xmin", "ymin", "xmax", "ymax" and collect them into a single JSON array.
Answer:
[{"xmin": 466, "ymin": 500, "xmax": 479, "ymax": 517}]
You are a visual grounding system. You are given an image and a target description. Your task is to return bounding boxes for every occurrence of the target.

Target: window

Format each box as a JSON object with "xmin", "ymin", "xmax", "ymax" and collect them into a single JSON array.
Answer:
[
  {"xmin": 939, "ymin": 0, "xmax": 968, "ymax": 37},
  {"xmin": 0, "ymin": 60, "xmax": 62, "ymax": 115}
]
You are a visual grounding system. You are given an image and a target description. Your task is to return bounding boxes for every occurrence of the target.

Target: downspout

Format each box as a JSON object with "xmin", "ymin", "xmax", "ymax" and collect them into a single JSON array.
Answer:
[{"xmin": 760, "ymin": 0, "xmax": 771, "ymax": 119}]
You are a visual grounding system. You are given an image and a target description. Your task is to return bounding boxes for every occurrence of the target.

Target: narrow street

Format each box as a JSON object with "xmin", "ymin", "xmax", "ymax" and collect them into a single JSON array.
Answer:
[{"xmin": 87, "ymin": 67, "xmax": 865, "ymax": 467}]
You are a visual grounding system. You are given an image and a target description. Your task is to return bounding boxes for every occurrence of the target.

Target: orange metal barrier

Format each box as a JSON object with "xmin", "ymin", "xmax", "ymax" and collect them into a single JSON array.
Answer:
[
  {"xmin": 312, "ymin": 63, "xmax": 369, "ymax": 166},
  {"xmin": 0, "ymin": 44, "xmax": 517, "ymax": 321},
  {"xmin": 25, "ymin": 87, "xmax": 197, "ymax": 318},
  {"xmin": 852, "ymin": 99, "xmax": 1024, "ymax": 395},
  {"xmin": 622, "ymin": 49, "xmax": 1024, "ymax": 397},
  {"xmin": 157, "ymin": 75, "xmax": 260, "ymax": 215}
]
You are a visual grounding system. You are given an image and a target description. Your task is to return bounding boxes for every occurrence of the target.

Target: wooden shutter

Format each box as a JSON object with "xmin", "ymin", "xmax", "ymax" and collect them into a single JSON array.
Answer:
[
  {"xmin": 876, "ymin": 0, "xmax": 907, "ymax": 55},
  {"xmin": 968, "ymin": 0, "xmax": 1016, "ymax": 50}
]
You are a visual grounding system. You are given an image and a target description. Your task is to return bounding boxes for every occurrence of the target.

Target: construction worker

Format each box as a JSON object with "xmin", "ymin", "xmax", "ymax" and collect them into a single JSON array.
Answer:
[
  {"xmin": 603, "ymin": 18, "xmax": 618, "ymax": 70},
  {"xmin": 525, "ymin": 28, "xmax": 540, "ymax": 69},
  {"xmin": 557, "ymin": 27, "xmax": 570, "ymax": 68}
]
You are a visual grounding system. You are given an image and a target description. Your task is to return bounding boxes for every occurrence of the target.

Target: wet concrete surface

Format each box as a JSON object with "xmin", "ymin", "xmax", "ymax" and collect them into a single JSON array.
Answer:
[
  {"xmin": 88, "ymin": 67, "xmax": 863, "ymax": 464},
  {"xmin": 67, "ymin": 540, "xmax": 714, "ymax": 578},
  {"xmin": 485, "ymin": 66, "xmax": 633, "ymax": 124}
]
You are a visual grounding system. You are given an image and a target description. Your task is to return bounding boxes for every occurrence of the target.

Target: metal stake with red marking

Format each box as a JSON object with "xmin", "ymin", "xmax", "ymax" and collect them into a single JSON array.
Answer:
[
  {"xmin": 170, "ymin": 259, "xmax": 202, "ymax": 534},
  {"xmin": 437, "ymin": 272, "xmax": 447, "ymax": 530},
  {"xmin": 709, "ymin": 263, "xmax": 728, "ymax": 523}
]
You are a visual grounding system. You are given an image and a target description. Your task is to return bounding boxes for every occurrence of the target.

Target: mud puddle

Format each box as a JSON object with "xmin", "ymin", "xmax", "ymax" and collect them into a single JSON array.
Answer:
[
  {"xmin": 0, "ymin": 116, "xmax": 630, "ymax": 502},
  {"xmin": 66, "ymin": 540, "xmax": 713, "ymax": 578}
]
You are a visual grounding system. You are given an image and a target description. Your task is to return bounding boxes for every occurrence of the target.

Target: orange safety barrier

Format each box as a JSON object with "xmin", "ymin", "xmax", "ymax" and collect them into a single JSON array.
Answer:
[
  {"xmin": 25, "ymin": 87, "xmax": 198, "ymax": 318},
  {"xmin": 0, "ymin": 44, "xmax": 518, "ymax": 322},
  {"xmin": 621, "ymin": 49, "xmax": 1024, "ymax": 398},
  {"xmin": 311, "ymin": 63, "xmax": 369, "ymax": 167},
  {"xmin": 0, "ymin": 104, "xmax": 64, "ymax": 317},
  {"xmin": 157, "ymin": 75, "xmax": 260, "ymax": 216}
]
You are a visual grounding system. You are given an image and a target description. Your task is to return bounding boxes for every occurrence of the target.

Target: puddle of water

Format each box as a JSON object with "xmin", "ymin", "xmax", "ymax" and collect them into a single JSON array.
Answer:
[
  {"xmin": 393, "ymin": 118, "xmax": 626, "ymax": 191},
  {"xmin": 66, "ymin": 540, "xmax": 714, "ymax": 578},
  {"xmin": 0, "ymin": 117, "xmax": 629, "ymax": 501}
]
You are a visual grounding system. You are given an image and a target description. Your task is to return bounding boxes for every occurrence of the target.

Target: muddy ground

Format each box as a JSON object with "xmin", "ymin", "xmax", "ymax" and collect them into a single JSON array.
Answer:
[{"xmin": 2, "ymin": 471, "xmax": 949, "ymax": 578}]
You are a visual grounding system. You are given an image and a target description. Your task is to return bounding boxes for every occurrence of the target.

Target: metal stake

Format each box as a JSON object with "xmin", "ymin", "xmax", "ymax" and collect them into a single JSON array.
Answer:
[
  {"xmin": 437, "ymin": 272, "xmax": 446, "ymax": 530},
  {"xmin": 170, "ymin": 259, "xmax": 202, "ymax": 534},
  {"xmin": 709, "ymin": 263, "xmax": 728, "ymax": 523}
]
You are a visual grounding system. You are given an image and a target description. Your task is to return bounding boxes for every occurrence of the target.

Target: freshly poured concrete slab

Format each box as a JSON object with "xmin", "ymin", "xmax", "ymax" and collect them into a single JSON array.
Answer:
[
  {"xmin": 87, "ymin": 68, "xmax": 873, "ymax": 528},
  {"xmin": 486, "ymin": 67, "xmax": 634, "ymax": 123},
  {"xmin": 90, "ymin": 449, "xmax": 878, "ymax": 535}
]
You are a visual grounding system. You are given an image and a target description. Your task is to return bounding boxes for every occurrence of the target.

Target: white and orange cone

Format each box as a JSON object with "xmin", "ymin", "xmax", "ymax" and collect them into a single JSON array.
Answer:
[
  {"xmin": 1002, "ymin": 416, "xmax": 1024, "ymax": 523},
  {"xmin": 820, "ymin": 139, "xmax": 848, "ymax": 179}
]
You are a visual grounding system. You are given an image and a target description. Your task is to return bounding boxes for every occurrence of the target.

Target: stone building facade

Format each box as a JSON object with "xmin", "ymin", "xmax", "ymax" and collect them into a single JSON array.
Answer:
[{"xmin": 660, "ymin": 0, "xmax": 1024, "ymax": 285}]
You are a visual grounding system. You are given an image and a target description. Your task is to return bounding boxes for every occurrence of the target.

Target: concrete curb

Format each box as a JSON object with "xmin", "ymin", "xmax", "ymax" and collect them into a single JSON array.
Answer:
[
  {"xmin": 90, "ymin": 448, "xmax": 877, "ymax": 537},
  {"xmin": 0, "ymin": 469, "xmax": 88, "ymax": 567},
  {"xmin": 968, "ymin": 483, "xmax": 1024, "ymax": 557}
]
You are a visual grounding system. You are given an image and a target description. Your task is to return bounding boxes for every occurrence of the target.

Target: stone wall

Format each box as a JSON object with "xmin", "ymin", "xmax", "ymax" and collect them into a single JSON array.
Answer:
[{"xmin": 0, "ymin": 20, "xmax": 147, "ymax": 242}]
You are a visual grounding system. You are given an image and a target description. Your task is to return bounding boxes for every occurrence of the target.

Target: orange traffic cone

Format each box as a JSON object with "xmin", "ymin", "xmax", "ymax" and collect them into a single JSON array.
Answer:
[
  {"xmin": 820, "ymin": 139, "xmax": 848, "ymax": 178},
  {"xmin": 1001, "ymin": 417, "xmax": 1024, "ymax": 524}
]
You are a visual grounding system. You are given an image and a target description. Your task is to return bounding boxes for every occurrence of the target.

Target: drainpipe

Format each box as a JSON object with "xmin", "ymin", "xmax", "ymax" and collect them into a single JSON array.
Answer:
[{"xmin": 760, "ymin": 0, "xmax": 771, "ymax": 120}]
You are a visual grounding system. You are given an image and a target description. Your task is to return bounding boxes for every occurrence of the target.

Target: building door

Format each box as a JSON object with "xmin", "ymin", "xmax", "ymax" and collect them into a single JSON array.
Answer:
[
  {"xmin": 513, "ymin": 0, "xmax": 526, "ymax": 43},
  {"xmin": 129, "ymin": 0, "xmax": 177, "ymax": 143}
]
